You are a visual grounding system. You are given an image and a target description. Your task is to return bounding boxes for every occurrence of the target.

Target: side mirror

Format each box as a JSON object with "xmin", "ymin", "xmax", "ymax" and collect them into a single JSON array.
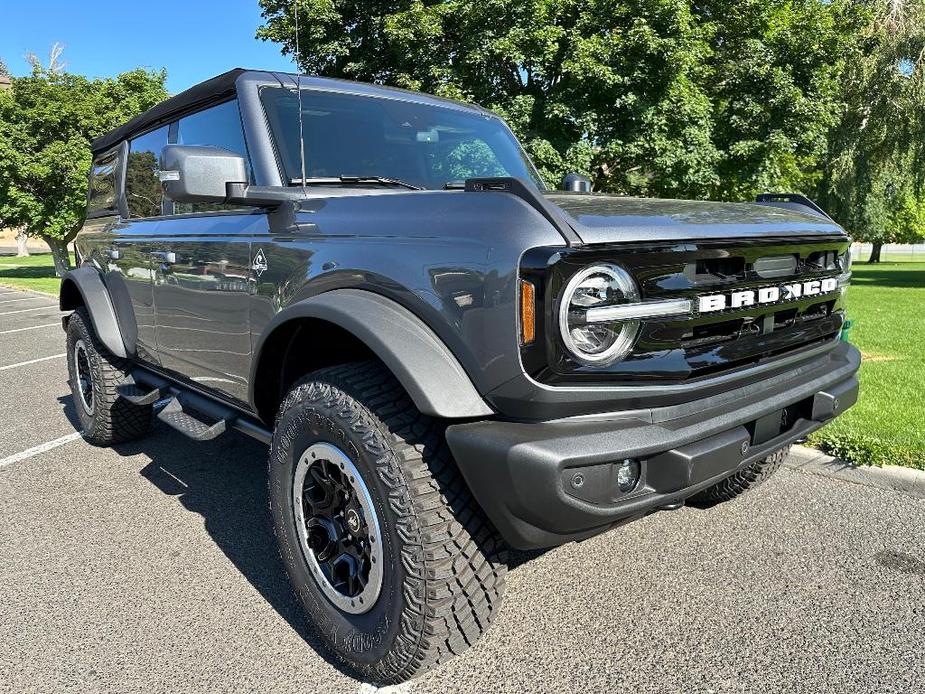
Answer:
[
  {"xmin": 561, "ymin": 173, "xmax": 592, "ymax": 193},
  {"xmin": 159, "ymin": 144, "xmax": 248, "ymax": 204}
]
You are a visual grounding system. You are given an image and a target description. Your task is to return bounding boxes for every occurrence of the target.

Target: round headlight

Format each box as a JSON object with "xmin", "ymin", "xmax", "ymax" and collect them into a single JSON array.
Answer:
[{"xmin": 558, "ymin": 264, "xmax": 641, "ymax": 365}]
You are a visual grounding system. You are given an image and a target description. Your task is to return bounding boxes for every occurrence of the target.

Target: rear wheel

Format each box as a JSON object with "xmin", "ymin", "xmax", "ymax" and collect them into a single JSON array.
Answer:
[
  {"xmin": 268, "ymin": 361, "xmax": 507, "ymax": 684},
  {"xmin": 689, "ymin": 445, "xmax": 790, "ymax": 506},
  {"xmin": 65, "ymin": 308, "xmax": 152, "ymax": 445}
]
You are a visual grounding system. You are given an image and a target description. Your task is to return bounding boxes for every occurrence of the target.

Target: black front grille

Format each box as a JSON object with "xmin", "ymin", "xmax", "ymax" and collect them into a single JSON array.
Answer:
[{"xmin": 521, "ymin": 235, "xmax": 850, "ymax": 385}]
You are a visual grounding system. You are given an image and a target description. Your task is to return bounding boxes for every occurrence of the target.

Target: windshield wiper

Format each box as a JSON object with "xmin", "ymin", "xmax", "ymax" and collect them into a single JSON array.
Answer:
[{"xmin": 291, "ymin": 175, "xmax": 423, "ymax": 191}]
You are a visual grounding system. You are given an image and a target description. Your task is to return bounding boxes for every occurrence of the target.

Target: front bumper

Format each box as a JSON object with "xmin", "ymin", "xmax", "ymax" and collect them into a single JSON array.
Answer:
[{"xmin": 446, "ymin": 341, "xmax": 860, "ymax": 550}]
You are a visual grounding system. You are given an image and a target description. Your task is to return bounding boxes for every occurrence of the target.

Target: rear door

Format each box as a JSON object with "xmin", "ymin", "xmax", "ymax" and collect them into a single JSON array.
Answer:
[
  {"xmin": 148, "ymin": 99, "xmax": 261, "ymax": 405},
  {"xmin": 100, "ymin": 130, "xmax": 170, "ymax": 366}
]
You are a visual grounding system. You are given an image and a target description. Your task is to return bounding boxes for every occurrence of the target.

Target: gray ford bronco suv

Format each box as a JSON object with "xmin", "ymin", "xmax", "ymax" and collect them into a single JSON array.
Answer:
[{"xmin": 61, "ymin": 68, "xmax": 860, "ymax": 683}]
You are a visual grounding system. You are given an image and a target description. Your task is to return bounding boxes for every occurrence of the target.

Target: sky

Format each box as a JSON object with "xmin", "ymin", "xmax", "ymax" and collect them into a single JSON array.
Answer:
[{"xmin": 0, "ymin": 1, "xmax": 296, "ymax": 94}]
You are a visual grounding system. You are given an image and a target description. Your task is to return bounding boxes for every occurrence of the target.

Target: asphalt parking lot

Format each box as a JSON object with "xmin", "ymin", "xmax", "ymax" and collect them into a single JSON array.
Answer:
[{"xmin": 1, "ymin": 284, "xmax": 923, "ymax": 694}]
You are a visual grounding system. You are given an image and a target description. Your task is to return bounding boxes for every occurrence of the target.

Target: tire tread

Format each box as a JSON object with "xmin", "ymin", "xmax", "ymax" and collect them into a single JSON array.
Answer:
[
  {"xmin": 274, "ymin": 360, "xmax": 507, "ymax": 683},
  {"xmin": 66, "ymin": 308, "xmax": 152, "ymax": 445}
]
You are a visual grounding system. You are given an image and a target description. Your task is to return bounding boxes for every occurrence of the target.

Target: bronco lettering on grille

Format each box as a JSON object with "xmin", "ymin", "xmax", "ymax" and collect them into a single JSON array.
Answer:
[{"xmin": 698, "ymin": 277, "xmax": 839, "ymax": 314}]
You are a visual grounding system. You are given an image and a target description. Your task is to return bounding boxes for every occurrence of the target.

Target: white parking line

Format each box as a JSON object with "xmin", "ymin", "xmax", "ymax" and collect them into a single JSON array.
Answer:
[
  {"xmin": 0, "ymin": 323, "xmax": 60, "ymax": 335},
  {"xmin": 357, "ymin": 684, "xmax": 412, "ymax": 694},
  {"xmin": 0, "ymin": 353, "xmax": 66, "ymax": 371},
  {"xmin": 0, "ymin": 297, "xmax": 54, "ymax": 306},
  {"xmin": 0, "ymin": 305, "xmax": 60, "ymax": 316},
  {"xmin": 0, "ymin": 431, "xmax": 83, "ymax": 469}
]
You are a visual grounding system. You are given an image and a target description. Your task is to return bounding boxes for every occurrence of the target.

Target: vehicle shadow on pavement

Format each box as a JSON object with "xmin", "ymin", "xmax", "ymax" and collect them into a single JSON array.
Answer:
[
  {"xmin": 130, "ymin": 430, "xmax": 361, "ymax": 679},
  {"xmin": 56, "ymin": 394, "xmax": 548, "ymax": 678},
  {"xmin": 55, "ymin": 393, "xmax": 357, "ymax": 679},
  {"xmin": 57, "ymin": 394, "xmax": 83, "ymax": 432}
]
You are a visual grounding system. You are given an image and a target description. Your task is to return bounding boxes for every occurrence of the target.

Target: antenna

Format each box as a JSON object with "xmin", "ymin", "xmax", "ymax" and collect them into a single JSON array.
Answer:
[{"xmin": 294, "ymin": 0, "xmax": 307, "ymax": 193}]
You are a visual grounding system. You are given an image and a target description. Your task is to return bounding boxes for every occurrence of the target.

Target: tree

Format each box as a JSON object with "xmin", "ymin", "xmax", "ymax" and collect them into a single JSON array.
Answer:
[
  {"xmin": 0, "ymin": 64, "xmax": 168, "ymax": 274},
  {"xmin": 0, "ymin": 57, "xmax": 28, "ymax": 257},
  {"xmin": 698, "ymin": 0, "xmax": 869, "ymax": 201},
  {"xmin": 25, "ymin": 42, "xmax": 67, "ymax": 75},
  {"xmin": 257, "ymin": 0, "xmax": 864, "ymax": 201},
  {"xmin": 818, "ymin": 0, "xmax": 925, "ymax": 261}
]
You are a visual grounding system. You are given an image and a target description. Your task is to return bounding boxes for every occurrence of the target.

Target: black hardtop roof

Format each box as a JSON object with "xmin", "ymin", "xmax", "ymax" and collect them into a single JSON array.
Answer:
[
  {"xmin": 91, "ymin": 68, "xmax": 246, "ymax": 154},
  {"xmin": 90, "ymin": 68, "xmax": 492, "ymax": 155}
]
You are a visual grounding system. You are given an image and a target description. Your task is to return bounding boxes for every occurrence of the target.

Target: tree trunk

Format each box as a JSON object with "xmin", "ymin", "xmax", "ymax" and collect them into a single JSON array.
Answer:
[
  {"xmin": 867, "ymin": 242, "xmax": 882, "ymax": 263},
  {"xmin": 43, "ymin": 236, "xmax": 72, "ymax": 276},
  {"xmin": 15, "ymin": 230, "xmax": 30, "ymax": 257}
]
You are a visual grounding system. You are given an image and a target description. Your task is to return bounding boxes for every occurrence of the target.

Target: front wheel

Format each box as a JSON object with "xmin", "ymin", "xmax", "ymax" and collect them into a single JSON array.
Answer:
[{"xmin": 268, "ymin": 361, "xmax": 507, "ymax": 684}]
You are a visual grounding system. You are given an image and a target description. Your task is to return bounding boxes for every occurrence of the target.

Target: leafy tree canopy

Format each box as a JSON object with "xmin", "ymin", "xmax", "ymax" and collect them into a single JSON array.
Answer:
[
  {"xmin": 258, "ymin": 0, "xmax": 868, "ymax": 202},
  {"xmin": 818, "ymin": 0, "xmax": 925, "ymax": 258},
  {"xmin": 0, "ymin": 66, "xmax": 168, "ymax": 273}
]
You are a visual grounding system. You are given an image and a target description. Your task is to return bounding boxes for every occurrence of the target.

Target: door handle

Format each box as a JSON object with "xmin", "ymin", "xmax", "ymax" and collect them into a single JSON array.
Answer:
[{"xmin": 150, "ymin": 251, "xmax": 176, "ymax": 264}]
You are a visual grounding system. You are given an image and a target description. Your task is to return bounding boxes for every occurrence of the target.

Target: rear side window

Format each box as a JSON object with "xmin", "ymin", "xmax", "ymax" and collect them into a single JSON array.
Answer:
[
  {"xmin": 126, "ymin": 126, "xmax": 169, "ymax": 218},
  {"xmin": 87, "ymin": 147, "xmax": 120, "ymax": 217}
]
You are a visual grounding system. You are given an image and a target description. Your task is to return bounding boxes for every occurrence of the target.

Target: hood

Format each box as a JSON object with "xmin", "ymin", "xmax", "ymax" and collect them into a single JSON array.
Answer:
[{"xmin": 544, "ymin": 193, "xmax": 845, "ymax": 244}]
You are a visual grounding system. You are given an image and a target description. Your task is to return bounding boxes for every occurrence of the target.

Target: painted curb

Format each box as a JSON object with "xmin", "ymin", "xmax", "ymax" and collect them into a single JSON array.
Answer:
[{"xmin": 785, "ymin": 445, "xmax": 925, "ymax": 499}]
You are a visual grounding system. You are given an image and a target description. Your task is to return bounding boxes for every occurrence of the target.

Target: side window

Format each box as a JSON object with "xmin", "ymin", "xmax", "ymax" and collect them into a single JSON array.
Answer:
[
  {"xmin": 87, "ymin": 147, "xmax": 120, "ymax": 217},
  {"xmin": 126, "ymin": 126, "xmax": 169, "ymax": 218},
  {"xmin": 173, "ymin": 99, "xmax": 252, "ymax": 214},
  {"xmin": 177, "ymin": 99, "xmax": 252, "ymax": 175}
]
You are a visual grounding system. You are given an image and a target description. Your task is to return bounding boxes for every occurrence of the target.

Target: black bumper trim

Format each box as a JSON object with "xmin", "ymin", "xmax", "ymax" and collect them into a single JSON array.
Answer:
[{"xmin": 446, "ymin": 343, "xmax": 860, "ymax": 550}]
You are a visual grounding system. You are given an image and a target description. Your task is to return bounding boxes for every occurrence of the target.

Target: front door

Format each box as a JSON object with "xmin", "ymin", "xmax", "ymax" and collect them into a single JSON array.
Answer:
[
  {"xmin": 150, "ymin": 214, "xmax": 260, "ymax": 404},
  {"xmin": 127, "ymin": 98, "xmax": 261, "ymax": 406}
]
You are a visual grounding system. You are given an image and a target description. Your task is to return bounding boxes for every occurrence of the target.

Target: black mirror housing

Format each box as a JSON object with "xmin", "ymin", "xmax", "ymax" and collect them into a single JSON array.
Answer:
[
  {"xmin": 159, "ymin": 144, "xmax": 248, "ymax": 204},
  {"xmin": 561, "ymin": 173, "xmax": 592, "ymax": 193}
]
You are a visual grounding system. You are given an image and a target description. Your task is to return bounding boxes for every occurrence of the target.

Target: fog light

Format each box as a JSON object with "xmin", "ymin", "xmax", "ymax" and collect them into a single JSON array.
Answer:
[{"xmin": 617, "ymin": 459, "xmax": 640, "ymax": 493}]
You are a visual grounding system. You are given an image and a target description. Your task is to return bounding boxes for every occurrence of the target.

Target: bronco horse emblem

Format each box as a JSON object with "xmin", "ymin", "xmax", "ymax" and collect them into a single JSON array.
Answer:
[{"xmin": 251, "ymin": 248, "xmax": 268, "ymax": 277}]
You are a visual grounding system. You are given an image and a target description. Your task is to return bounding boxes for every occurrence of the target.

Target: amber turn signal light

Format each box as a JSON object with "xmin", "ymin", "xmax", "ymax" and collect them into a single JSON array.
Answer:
[{"xmin": 519, "ymin": 279, "xmax": 536, "ymax": 345}]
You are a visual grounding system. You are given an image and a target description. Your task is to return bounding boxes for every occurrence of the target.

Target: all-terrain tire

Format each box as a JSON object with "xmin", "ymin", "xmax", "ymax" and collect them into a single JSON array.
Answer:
[
  {"xmin": 268, "ymin": 360, "xmax": 507, "ymax": 685},
  {"xmin": 65, "ymin": 308, "xmax": 153, "ymax": 445},
  {"xmin": 689, "ymin": 445, "xmax": 791, "ymax": 506}
]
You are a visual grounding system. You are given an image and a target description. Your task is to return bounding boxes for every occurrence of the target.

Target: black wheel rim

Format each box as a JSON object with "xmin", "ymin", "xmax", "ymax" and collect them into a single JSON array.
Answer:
[
  {"xmin": 73, "ymin": 340, "xmax": 94, "ymax": 415},
  {"xmin": 293, "ymin": 442, "xmax": 383, "ymax": 614}
]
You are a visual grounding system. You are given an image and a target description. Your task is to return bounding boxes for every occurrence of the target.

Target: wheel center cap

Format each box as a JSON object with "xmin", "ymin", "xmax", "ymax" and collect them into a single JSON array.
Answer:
[{"xmin": 346, "ymin": 508, "xmax": 361, "ymax": 534}]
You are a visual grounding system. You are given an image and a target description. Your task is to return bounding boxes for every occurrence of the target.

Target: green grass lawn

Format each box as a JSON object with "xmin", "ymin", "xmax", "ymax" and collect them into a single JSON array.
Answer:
[
  {"xmin": 1, "ymin": 254, "xmax": 921, "ymax": 467},
  {"xmin": 809, "ymin": 262, "xmax": 925, "ymax": 469},
  {"xmin": 0, "ymin": 253, "xmax": 62, "ymax": 294}
]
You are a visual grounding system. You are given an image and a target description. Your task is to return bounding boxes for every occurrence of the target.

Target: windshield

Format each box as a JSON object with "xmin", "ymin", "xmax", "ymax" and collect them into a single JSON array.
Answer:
[{"xmin": 260, "ymin": 87, "xmax": 545, "ymax": 190}]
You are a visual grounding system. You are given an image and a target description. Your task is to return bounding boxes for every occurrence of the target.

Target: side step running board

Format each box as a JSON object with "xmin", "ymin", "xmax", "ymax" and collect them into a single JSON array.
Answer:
[
  {"xmin": 117, "ymin": 384, "xmax": 166, "ymax": 406},
  {"xmin": 157, "ymin": 397, "xmax": 228, "ymax": 441},
  {"xmin": 121, "ymin": 368, "xmax": 272, "ymax": 445}
]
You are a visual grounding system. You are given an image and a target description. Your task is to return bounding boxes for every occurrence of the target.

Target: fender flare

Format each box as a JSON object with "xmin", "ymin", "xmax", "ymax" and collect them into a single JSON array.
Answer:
[
  {"xmin": 59, "ymin": 265, "xmax": 128, "ymax": 358},
  {"xmin": 251, "ymin": 289, "xmax": 494, "ymax": 419}
]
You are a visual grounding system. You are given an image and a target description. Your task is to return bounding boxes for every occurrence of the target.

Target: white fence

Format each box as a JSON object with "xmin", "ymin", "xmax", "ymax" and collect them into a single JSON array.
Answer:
[{"xmin": 850, "ymin": 242, "xmax": 925, "ymax": 262}]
